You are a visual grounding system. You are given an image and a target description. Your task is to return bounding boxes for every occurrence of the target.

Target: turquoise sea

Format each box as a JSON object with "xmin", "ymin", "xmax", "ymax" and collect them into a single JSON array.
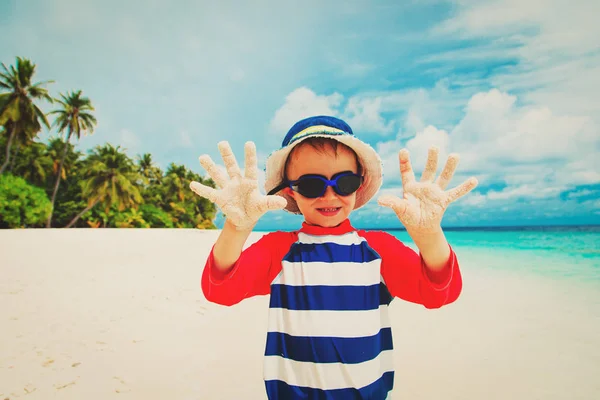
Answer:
[{"xmin": 384, "ymin": 226, "xmax": 600, "ymax": 284}]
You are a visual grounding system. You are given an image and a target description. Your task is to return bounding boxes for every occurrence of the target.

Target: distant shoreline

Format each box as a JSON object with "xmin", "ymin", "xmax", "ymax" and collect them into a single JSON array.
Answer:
[
  {"xmin": 2, "ymin": 224, "xmax": 599, "ymax": 233},
  {"xmin": 362, "ymin": 224, "xmax": 600, "ymax": 232}
]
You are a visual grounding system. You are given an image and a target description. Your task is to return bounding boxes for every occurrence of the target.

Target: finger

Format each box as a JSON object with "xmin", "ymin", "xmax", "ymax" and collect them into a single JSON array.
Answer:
[
  {"xmin": 190, "ymin": 181, "xmax": 220, "ymax": 203},
  {"xmin": 264, "ymin": 195, "xmax": 287, "ymax": 212},
  {"xmin": 244, "ymin": 141, "xmax": 258, "ymax": 181},
  {"xmin": 253, "ymin": 194, "xmax": 286, "ymax": 215},
  {"xmin": 198, "ymin": 155, "xmax": 228, "ymax": 188},
  {"xmin": 435, "ymin": 153, "xmax": 459, "ymax": 189},
  {"xmin": 377, "ymin": 194, "xmax": 409, "ymax": 217},
  {"xmin": 218, "ymin": 141, "xmax": 242, "ymax": 179},
  {"xmin": 399, "ymin": 149, "xmax": 416, "ymax": 189},
  {"xmin": 420, "ymin": 146, "xmax": 439, "ymax": 183},
  {"xmin": 446, "ymin": 177, "xmax": 479, "ymax": 204}
]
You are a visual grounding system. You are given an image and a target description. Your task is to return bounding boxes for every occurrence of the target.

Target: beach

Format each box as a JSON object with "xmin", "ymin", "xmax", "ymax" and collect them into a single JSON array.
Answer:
[{"xmin": 1, "ymin": 228, "xmax": 600, "ymax": 399}]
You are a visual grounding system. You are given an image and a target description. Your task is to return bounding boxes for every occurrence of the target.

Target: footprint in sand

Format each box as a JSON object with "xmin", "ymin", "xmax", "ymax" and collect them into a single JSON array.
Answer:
[
  {"xmin": 196, "ymin": 301, "xmax": 208, "ymax": 315},
  {"xmin": 96, "ymin": 341, "xmax": 114, "ymax": 353},
  {"xmin": 42, "ymin": 359, "xmax": 55, "ymax": 367},
  {"xmin": 55, "ymin": 381, "xmax": 76, "ymax": 390},
  {"xmin": 23, "ymin": 384, "xmax": 36, "ymax": 394},
  {"xmin": 113, "ymin": 376, "xmax": 130, "ymax": 393}
]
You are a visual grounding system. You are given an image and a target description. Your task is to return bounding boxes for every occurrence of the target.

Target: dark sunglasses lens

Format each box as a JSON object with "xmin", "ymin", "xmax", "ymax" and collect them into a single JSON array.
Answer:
[
  {"xmin": 335, "ymin": 175, "xmax": 362, "ymax": 195},
  {"xmin": 296, "ymin": 178, "xmax": 326, "ymax": 198}
]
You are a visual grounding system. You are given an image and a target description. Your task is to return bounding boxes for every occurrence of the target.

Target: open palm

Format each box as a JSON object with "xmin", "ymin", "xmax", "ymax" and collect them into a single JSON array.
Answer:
[
  {"xmin": 189, "ymin": 141, "xmax": 287, "ymax": 229},
  {"xmin": 378, "ymin": 147, "xmax": 478, "ymax": 234}
]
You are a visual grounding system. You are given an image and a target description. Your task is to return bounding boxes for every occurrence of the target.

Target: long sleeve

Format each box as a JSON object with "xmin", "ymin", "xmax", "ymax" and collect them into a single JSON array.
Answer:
[
  {"xmin": 357, "ymin": 230, "xmax": 462, "ymax": 309},
  {"xmin": 201, "ymin": 231, "xmax": 296, "ymax": 306}
]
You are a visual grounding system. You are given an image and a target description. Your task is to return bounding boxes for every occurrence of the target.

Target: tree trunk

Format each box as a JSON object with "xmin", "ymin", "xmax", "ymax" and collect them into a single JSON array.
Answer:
[
  {"xmin": 65, "ymin": 198, "xmax": 100, "ymax": 228},
  {"xmin": 46, "ymin": 130, "xmax": 72, "ymax": 228},
  {"xmin": 9, "ymin": 143, "xmax": 20, "ymax": 172},
  {"xmin": 0, "ymin": 126, "xmax": 16, "ymax": 175}
]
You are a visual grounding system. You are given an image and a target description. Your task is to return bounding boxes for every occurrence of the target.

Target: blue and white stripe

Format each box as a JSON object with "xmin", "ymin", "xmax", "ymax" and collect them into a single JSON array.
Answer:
[{"xmin": 264, "ymin": 231, "xmax": 395, "ymax": 399}]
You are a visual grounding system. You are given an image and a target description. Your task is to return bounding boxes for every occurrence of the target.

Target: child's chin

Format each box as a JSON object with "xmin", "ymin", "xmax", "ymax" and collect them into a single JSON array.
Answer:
[{"xmin": 312, "ymin": 214, "xmax": 345, "ymax": 227}]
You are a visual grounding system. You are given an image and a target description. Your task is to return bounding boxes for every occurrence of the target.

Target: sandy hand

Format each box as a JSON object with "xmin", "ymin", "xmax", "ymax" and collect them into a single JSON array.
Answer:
[
  {"xmin": 378, "ymin": 146, "xmax": 478, "ymax": 235},
  {"xmin": 189, "ymin": 141, "xmax": 287, "ymax": 230}
]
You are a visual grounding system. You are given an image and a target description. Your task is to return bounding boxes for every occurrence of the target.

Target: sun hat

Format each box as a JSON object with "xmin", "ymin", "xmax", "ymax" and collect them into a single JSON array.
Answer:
[{"xmin": 264, "ymin": 115, "xmax": 383, "ymax": 214}]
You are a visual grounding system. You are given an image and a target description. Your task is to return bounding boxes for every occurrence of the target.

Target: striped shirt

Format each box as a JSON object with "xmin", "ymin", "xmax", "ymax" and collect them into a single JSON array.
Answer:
[{"xmin": 202, "ymin": 219, "xmax": 462, "ymax": 399}]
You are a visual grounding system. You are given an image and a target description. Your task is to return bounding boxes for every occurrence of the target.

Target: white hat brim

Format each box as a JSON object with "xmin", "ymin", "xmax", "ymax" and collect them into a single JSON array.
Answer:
[{"xmin": 264, "ymin": 134, "xmax": 383, "ymax": 214}]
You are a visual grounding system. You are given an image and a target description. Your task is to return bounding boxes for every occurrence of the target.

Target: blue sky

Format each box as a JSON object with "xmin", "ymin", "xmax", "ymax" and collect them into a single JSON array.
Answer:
[{"xmin": 1, "ymin": 0, "xmax": 599, "ymax": 230}]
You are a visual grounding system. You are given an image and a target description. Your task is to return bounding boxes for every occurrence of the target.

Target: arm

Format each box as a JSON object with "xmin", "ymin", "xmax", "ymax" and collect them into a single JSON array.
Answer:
[
  {"xmin": 202, "ymin": 227, "xmax": 295, "ymax": 306},
  {"xmin": 358, "ymin": 230, "xmax": 462, "ymax": 309},
  {"xmin": 410, "ymin": 227, "xmax": 451, "ymax": 272},
  {"xmin": 189, "ymin": 140, "xmax": 290, "ymax": 305},
  {"xmin": 212, "ymin": 219, "xmax": 256, "ymax": 272}
]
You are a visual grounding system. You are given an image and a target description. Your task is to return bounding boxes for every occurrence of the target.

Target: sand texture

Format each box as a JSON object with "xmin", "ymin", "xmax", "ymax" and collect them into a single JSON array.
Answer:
[{"xmin": 1, "ymin": 228, "xmax": 599, "ymax": 399}]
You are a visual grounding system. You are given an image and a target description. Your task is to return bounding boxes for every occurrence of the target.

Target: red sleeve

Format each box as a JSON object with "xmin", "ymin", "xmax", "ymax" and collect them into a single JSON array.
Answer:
[
  {"xmin": 357, "ymin": 230, "xmax": 462, "ymax": 309},
  {"xmin": 201, "ymin": 231, "xmax": 297, "ymax": 306}
]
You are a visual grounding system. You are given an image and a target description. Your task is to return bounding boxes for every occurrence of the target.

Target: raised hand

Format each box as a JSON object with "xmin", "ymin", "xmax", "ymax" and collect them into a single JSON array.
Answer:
[
  {"xmin": 189, "ymin": 141, "xmax": 287, "ymax": 230},
  {"xmin": 377, "ymin": 147, "xmax": 478, "ymax": 235}
]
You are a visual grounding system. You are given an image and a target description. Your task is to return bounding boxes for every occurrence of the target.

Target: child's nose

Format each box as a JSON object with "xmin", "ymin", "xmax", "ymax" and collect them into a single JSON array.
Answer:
[{"xmin": 322, "ymin": 186, "xmax": 337, "ymax": 199}]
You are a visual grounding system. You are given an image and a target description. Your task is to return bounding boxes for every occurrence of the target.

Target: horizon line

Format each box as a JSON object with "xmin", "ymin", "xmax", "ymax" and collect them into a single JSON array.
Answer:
[{"xmin": 254, "ymin": 223, "xmax": 600, "ymax": 231}]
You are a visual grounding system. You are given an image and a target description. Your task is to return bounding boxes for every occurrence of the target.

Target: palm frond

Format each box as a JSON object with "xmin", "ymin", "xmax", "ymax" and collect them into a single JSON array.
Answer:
[{"xmin": 32, "ymin": 105, "xmax": 50, "ymax": 129}]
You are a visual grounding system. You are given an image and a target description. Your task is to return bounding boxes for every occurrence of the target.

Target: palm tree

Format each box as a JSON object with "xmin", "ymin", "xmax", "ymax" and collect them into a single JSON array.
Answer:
[
  {"xmin": 45, "ymin": 137, "xmax": 78, "ymax": 186},
  {"xmin": 46, "ymin": 90, "xmax": 96, "ymax": 227},
  {"xmin": 0, "ymin": 57, "xmax": 53, "ymax": 174},
  {"xmin": 163, "ymin": 163, "xmax": 189, "ymax": 202},
  {"xmin": 65, "ymin": 144, "xmax": 142, "ymax": 228},
  {"xmin": 136, "ymin": 153, "xmax": 162, "ymax": 186},
  {"xmin": 11, "ymin": 141, "xmax": 53, "ymax": 187}
]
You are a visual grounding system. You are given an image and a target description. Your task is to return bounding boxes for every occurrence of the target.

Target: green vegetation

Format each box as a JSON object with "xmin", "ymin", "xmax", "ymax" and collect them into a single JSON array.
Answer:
[{"xmin": 0, "ymin": 57, "xmax": 216, "ymax": 229}]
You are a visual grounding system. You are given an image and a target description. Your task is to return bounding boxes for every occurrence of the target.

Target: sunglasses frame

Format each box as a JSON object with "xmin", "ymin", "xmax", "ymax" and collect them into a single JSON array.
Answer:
[{"xmin": 287, "ymin": 171, "xmax": 363, "ymax": 198}]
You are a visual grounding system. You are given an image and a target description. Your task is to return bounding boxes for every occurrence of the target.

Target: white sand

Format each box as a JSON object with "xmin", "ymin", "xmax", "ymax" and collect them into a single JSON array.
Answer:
[{"xmin": 1, "ymin": 228, "xmax": 599, "ymax": 399}]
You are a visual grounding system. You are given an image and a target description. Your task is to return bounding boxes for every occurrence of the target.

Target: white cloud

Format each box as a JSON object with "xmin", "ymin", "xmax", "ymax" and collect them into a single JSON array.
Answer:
[
  {"xmin": 486, "ymin": 184, "xmax": 566, "ymax": 201},
  {"xmin": 269, "ymin": 87, "xmax": 343, "ymax": 134},
  {"xmin": 375, "ymin": 125, "xmax": 452, "ymax": 185},
  {"xmin": 457, "ymin": 192, "xmax": 486, "ymax": 207},
  {"xmin": 432, "ymin": 0, "xmax": 600, "ymax": 125},
  {"xmin": 271, "ymin": 80, "xmax": 471, "ymax": 143},
  {"xmin": 343, "ymin": 96, "xmax": 394, "ymax": 135},
  {"xmin": 405, "ymin": 126, "xmax": 451, "ymax": 163},
  {"xmin": 567, "ymin": 189, "xmax": 594, "ymax": 199},
  {"xmin": 437, "ymin": 0, "xmax": 600, "ymax": 58},
  {"xmin": 449, "ymin": 89, "xmax": 597, "ymax": 170},
  {"xmin": 360, "ymin": 85, "xmax": 599, "ymax": 212},
  {"xmin": 270, "ymin": 84, "xmax": 600, "ymax": 206}
]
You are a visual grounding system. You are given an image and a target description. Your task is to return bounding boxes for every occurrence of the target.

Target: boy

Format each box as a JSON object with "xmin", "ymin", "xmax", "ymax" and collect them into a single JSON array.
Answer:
[{"xmin": 190, "ymin": 115, "xmax": 478, "ymax": 399}]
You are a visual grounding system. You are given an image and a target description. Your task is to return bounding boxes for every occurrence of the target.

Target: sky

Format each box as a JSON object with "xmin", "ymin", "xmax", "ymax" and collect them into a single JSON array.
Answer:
[{"xmin": 1, "ymin": 0, "xmax": 599, "ymax": 230}]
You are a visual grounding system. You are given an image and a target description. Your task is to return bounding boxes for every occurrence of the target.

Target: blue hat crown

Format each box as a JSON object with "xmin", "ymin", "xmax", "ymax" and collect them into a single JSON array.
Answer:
[{"xmin": 282, "ymin": 115, "xmax": 354, "ymax": 147}]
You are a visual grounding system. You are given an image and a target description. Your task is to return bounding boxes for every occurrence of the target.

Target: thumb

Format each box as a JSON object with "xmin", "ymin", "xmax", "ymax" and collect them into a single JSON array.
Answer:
[
  {"xmin": 377, "ymin": 195, "xmax": 409, "ymax": 219},
  {"xmin": 266, "ymin": 195, "xmax": 288, "ymax": 211},
  {"xmin": 256, "ymin": 195, "xmax": 287, "ymax": 214}
]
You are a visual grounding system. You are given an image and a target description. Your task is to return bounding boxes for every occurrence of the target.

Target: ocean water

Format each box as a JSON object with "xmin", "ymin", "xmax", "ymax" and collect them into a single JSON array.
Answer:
[{"xmin": 384, "ymin": 226, "xmax": 600, "ymax": 284}]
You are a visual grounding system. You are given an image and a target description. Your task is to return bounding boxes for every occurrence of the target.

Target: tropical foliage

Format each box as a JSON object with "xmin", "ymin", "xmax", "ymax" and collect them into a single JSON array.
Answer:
[{"xmin": 0, "ymin": 57, "xmax": 216, "ymax": 229}]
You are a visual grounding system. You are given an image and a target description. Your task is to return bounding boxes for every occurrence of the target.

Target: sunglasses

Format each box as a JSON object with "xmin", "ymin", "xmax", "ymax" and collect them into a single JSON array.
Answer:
[{"xmin": 268, "ymin": 171, "xmax": 363, "ymax": 198}]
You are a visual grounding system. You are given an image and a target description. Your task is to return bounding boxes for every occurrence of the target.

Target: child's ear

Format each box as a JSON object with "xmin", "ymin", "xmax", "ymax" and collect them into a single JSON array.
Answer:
[
  {"xmin": 357, "ymin": 179, "xmax": 365, "ymax": 192},
  {"xmin": 283, "ymin": 187, "xmax": 295, "ymax": 198}
]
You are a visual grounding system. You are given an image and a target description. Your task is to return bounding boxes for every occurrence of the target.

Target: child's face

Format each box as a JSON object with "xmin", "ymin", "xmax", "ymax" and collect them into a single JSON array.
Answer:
[{"xmin": 284, "ymin": 142, "xmax": 360, "ymax": 227}]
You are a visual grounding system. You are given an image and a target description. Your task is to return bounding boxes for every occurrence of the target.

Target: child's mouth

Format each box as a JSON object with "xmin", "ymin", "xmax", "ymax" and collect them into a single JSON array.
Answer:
[{"xmin": 316, "ymin": 207, "xmax": 341, "ymax": 216}]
